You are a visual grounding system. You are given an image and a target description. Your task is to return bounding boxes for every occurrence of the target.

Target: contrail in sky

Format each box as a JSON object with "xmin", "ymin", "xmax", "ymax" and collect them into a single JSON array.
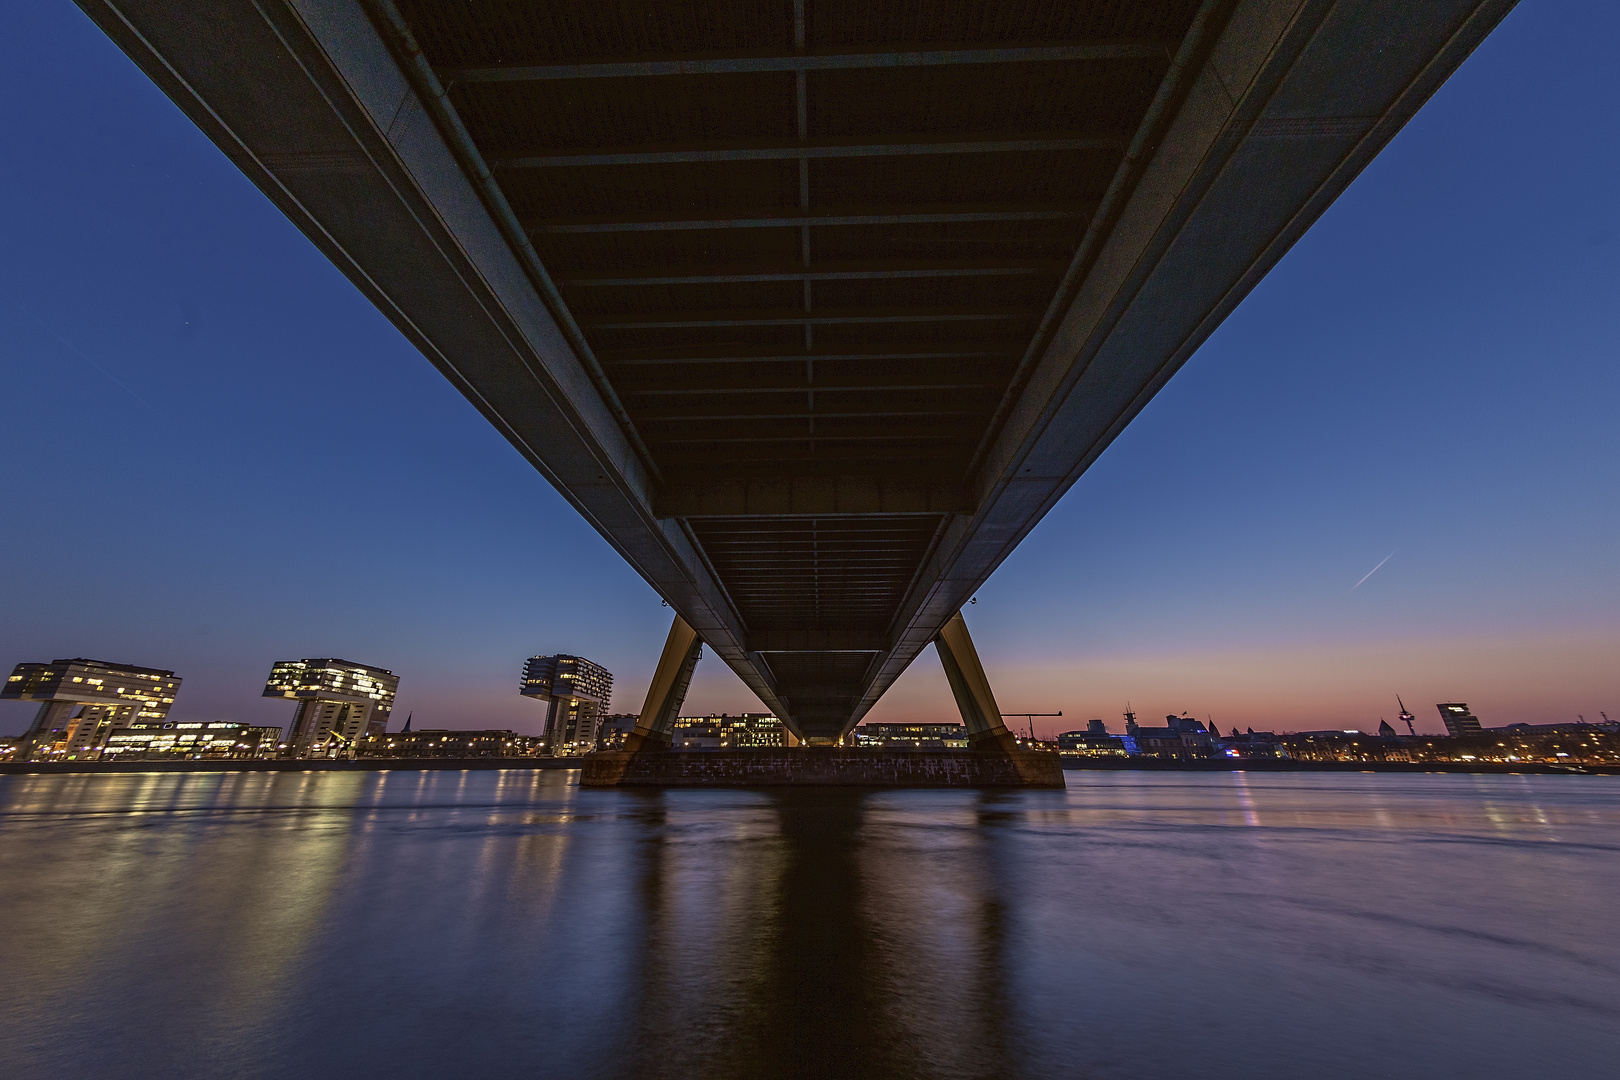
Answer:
[
  {"xmin": 1351, "ymin": 551, "xmax": 1396, "ymax": 592},
  {"xmin": 4, "ymin": 295, "xmax": 153, "ymax": 410}
]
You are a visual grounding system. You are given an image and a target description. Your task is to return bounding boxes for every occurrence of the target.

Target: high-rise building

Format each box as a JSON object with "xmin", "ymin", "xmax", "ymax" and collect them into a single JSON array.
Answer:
[
  {"xmin": 263, "ymin": 659, "xmax": 398, "ymax": 755},
  {"xmin": 2, "ymin": 658, "xmax": 180, "ymax": 758},
  {"xmin": 521, "ymin": 654, "xmax": 613, "ymax": 755},
  {"xmin": 1436, "ymin": 702, "xmax": 1483, "ymax": 737}
]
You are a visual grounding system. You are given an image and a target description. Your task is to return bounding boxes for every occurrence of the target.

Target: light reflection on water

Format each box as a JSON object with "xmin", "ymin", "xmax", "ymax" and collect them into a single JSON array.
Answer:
[{"xmin": 1, "ymin": 771, "xmax": 1616, "ymax": 1079}]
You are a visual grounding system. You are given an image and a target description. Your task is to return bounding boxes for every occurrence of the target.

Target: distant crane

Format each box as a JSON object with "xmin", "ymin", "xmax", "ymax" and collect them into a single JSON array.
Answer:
[
  {"xmin": 1396, "ymin": 696, "xmax": 1417, "ymax": 736},
  {"xmin": 1002, "ymin": 712, "xmax": 1062, "ymax": 742}
]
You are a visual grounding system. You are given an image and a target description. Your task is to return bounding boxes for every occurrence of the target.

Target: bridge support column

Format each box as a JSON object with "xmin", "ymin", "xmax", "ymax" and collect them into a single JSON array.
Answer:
[
  {"xmin": 622, "ymin": 614, "xmax": 703, "ymax": 752},
  {"xmin": 934, "ymin": 611, "xmax": 1019, "ymax": 753}
]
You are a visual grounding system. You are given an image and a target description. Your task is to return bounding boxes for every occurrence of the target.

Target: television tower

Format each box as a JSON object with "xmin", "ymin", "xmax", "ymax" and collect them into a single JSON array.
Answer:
[{"xmin": 1397, "ymin": 696, "xmax": 1417, "ymax": 736}]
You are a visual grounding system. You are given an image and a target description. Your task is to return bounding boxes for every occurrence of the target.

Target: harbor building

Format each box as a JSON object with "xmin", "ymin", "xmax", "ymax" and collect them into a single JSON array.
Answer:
[
  {"xmin": 1057, "ymin": 719, "xmax": 1129, "ymax": 757},
  {"xmin": 854, "ymin": 723, "xmax": 969, "ymax": 749},
  {"xmin": 521, "ymin": 654, "xmax": 613, "ymax": 755},
  {"xmin": 356, "ymin": 729, "xmax": 545, "ymax": 758},
  {"xmin": 263, "ymin": 659, "xmax": 398, "ymax": 755},
  {"xmin": 721, "ymin": 713, "xmax": 786, "ymax": 748},
  {"xmin": 1437, "ymin": 703, "xmax": 1484, "ymax": 736},
  {"xmin": 598, "ymin": 713, "xmax": 640, "ymax": 751},
  {"xmin": 2, "ymin": 658, "xmax": 180, "ymax": 759},
  {"xmin": 1124, "ymin": 713, "xmax": 1216, "ymax": 758},
  {"xmin": 102, "ymin": 721, "xmax": 283, "ymax": 759},
  {"xmin": 673, "ymin": 713, "xmax": 788, "ymax": 749}
]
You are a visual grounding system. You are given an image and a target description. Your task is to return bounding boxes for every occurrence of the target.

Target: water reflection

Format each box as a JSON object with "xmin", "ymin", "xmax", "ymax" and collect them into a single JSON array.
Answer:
[{"xmin": 2, "ymin": 772, "xmax": 1618, "ymax": 1080}]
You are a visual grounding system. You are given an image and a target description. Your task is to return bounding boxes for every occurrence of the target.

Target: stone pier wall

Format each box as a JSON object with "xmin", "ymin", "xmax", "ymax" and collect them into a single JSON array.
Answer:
[{"xmin": 580, "ymin": 748, "xmax": 1065, "ymax": 788}]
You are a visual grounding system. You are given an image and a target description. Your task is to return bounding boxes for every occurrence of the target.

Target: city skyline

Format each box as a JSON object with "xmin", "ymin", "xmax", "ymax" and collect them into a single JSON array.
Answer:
[{"xmin": 1, "ymin": 1, "xmax": 1617, "ymax": 742}]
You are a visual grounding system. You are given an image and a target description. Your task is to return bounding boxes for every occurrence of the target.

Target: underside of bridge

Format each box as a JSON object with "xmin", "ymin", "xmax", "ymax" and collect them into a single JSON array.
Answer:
[{"xmin": 78, "ymin": 0, "xmax": 1514, "ymax": 741}]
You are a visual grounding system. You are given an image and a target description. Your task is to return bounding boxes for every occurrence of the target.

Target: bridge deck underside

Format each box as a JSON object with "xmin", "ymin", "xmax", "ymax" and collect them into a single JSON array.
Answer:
[
  {"xmin": 396, "ymin": 0, "xmax": 1203, "ymax": 735},
  {"xmin": 70, "ymin": 0, "xmax": 1512, "ymax": 742}
]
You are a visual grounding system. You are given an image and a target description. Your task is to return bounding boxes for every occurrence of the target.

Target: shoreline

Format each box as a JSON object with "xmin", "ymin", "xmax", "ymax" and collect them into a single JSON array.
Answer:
[
  {"xmin": 0, "ymin": 758, "xmax": 582, "ymax": 774},
  {"xmin": 1057, "ymin": 758, "xmax": 1618, "ymax": 775},
  {"xmin": 0, "ymin": 756, "xmax": 1614, "ymax": 777}
]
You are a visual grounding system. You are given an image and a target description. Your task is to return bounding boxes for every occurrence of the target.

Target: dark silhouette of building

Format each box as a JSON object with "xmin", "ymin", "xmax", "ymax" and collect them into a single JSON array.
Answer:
[
  {"xmin": 1437, "ymin": 703, "xmax": 1483, "ymax": 736},
  {"xmin": 1124, "ymin": 713, "xmax": 1215, "ymax": 758}
]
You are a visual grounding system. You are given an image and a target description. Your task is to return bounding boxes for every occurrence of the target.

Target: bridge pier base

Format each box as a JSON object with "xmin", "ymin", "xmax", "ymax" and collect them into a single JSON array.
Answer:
[{"xmin": 580, "ymin": 747, "xmax": 1063, "ymax": 788}]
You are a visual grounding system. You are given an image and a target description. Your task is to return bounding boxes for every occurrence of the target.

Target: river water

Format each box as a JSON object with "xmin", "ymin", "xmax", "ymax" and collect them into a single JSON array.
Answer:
[{"xmin": 0, "ymin": 770, "xmax": 1615, "ymax": 1079}]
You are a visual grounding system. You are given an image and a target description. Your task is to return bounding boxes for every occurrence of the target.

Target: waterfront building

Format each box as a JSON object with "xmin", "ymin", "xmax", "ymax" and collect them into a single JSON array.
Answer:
[
  {"xmin": 853, "ymin": 723, "xmax": 968, "ymax": 749},
  {"xmin": 665, "ymin": 713, "xmax": 787, "ymax": 749},
  {"xmin": 598, "ymin": 713, "xmax": 640, "ymax": 751},
  {"xmin": 1282, "ymin": 730, "xmax": 1413, "ymax": 763},
  {"xmin": 1215, "ymin": 729, "xmax": 1289, "ymax": 759},
  {"xmin": 1056, "ymin": 723, "xmax": 1128, "ymax": 756},
  {"xmin": 1496, "ymin": 720, "xmax": 1617, "ymax": 735},
  {"xmin": 263, "ymin": 659, "xmax": 399, "ymax": 756},
  {"xmin": 677, "ymin": 721, "xmax": 724, "ymax": 749},
  {"xmin": 1436, "ymin": 702, "xmax": 1484, "ymax": 736},
  {"xmin": 726, "ymin": 713, "xmax": 785, "ymax": 747},
  {"xmin": 1124, "ymin": 714, "xmax": 1215, "ymax": 758},
  {"xmin": 356, "ymin": 729, "xmax": 545, "ymax": 757},
  {"xmin": 102, "ymin": 721, "xmax": 283, "ymax": 759},
  {"xmin": 521, "ymin": 654, "xmax": 613, "ymax": 755},
  {"xmin": 2, "ymin": 658, "xmax": 181, "ymax": 759}
]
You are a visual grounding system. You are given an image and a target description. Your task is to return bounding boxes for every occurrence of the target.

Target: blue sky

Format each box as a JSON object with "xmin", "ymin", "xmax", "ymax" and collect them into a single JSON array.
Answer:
[{"xmin": 2, "ymin": 1, "xmax": 1616, "ymax": 738}]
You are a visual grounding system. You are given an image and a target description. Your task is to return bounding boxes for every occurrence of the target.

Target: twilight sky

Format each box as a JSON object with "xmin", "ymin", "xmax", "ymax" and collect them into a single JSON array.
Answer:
[{"xmin": 2, "ymin": 2, "xmax": 1616, "ymax": 740}]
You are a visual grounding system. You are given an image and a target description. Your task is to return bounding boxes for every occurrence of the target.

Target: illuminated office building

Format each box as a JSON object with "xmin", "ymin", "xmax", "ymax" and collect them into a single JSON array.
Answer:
[
  {"xmin": 521, "ymin": 654, "xmax": 613, "ymax": 755},
  {"xmin": 355, "ymin": 729, "xmax": 545, "ymax": 758},
  {"xmin": 2, "ymin": 658, "xmax": 180, "ymax": 758},
  {"xmin": 263, "ymin": 658, "xmax": 398, "ymax": 755},
  {"xmin": 722, "ymin": 713, "xmax": 785, "ymax": 748},
  {"xmin": 1436, "ymin": 702, "xmax": 1484, "ymax": 737},
  {"xmin": 1056, "ymin": 720, "xmax": 1129, "ymax": 756},
  {"xmin": 598, "ymin": 713, "xmax": 640, "ymax": 750},
  {"xmin": 103, "ymin": 721, "xmax": 283, "ymax": 759},
  {"xmin": 673, "ymin": 713, "xmax": 787, "ymax": 748},
  {"xmin": 854, "ymin": 723, "xmax": 968, "ymax": 749}
]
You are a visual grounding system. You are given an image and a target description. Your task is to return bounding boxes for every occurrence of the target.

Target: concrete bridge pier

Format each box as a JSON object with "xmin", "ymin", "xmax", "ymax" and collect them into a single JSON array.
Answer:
[
  {"xmin": 934, "ymin": 612, "xmax": 1021, "ymax": 754},
  {"xmin": 621, "ymin": 614, "xmax": 704, "ymax": 753},
  {"xmin": 584, "ymin": 609, "xmax": 1062, "ymax": 788}
]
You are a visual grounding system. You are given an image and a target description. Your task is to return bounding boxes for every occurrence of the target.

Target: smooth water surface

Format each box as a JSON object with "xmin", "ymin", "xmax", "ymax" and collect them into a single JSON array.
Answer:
[{"xmin": 0, "ymin": 770, "xmax": 1615, "ymax": 1079}]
